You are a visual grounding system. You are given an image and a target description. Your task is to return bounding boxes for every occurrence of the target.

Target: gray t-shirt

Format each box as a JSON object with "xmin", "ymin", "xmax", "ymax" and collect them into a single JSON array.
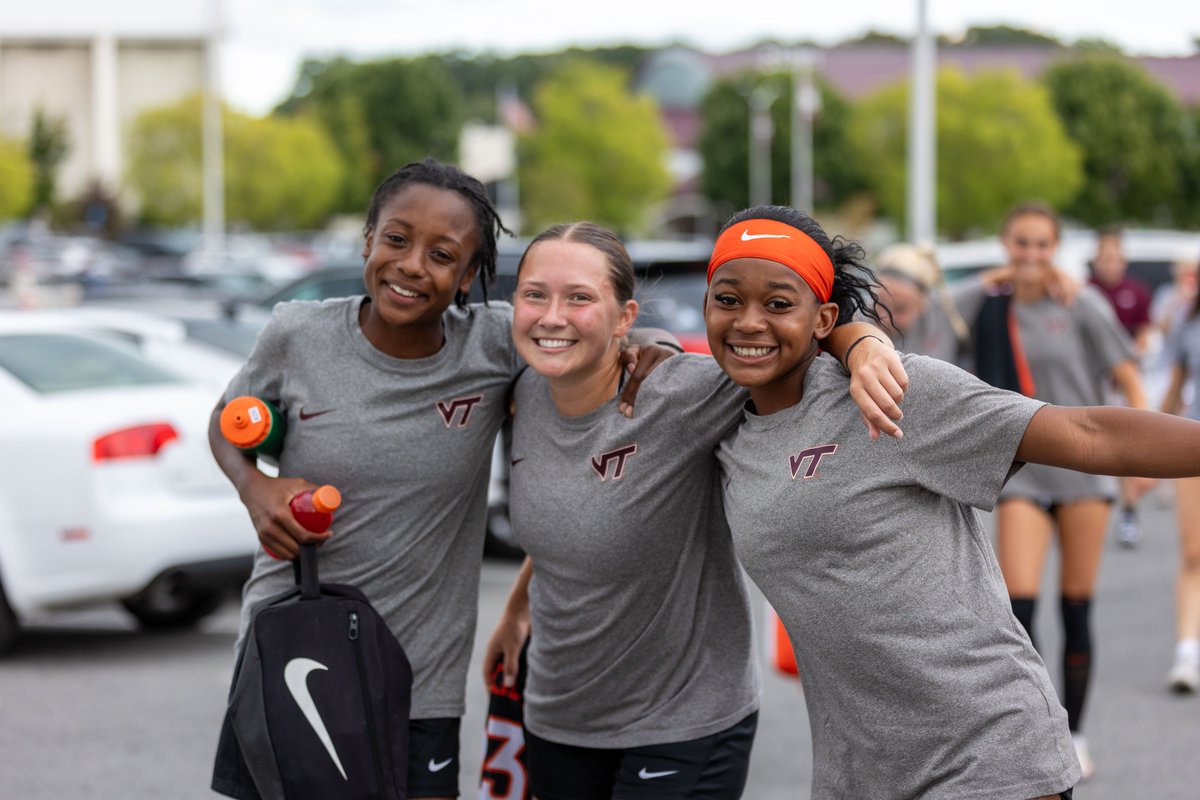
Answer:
[
  {"xmin": 509, "ymin": 354, "xmax": 761, "ymax": 748},
  {"xmin": 1169, "ymin": 316, "xmax": 1200, "ymax": 421},
  {"xmin": 227, "ymin": 297, "xmax": 518, "ymax": 719},
  {"xmin": 718, "ymin": 354, "xmax": 1080, "ymax": 800}
]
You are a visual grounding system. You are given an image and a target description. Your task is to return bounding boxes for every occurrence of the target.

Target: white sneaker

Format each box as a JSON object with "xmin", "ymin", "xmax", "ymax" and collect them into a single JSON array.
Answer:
[
  {"xmin": 1115, "ymin": 510, "xmax": 1142, "ymax": 548},
  {"xmin": 1072, "ymin": 735, "xmax": 1095, "ymax": 782},
  {"xmin": 1168, "ymin": 653, "xmax": 1200, "ymax": 693}
]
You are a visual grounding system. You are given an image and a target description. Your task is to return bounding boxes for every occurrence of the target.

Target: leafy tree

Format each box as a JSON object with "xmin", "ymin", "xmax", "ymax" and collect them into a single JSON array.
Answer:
[
  {"xmin": 1043, "ymin": 55, "xmax": 1192, "ymax": 227},
  {"xmin": 28, "ymin": 109, "xmax": 69, "ymax": 212},
  {"xmin": 955, "ymin": 25, "xmax": 1063, "ymax": 48},
  {"xmin": 275, "ymin": 55, "xmax": 464, "ymax": 207},
  {"xmin": 126, "ymin": 96, "xmax": 344, "ymax": 229},
  {"xmin": 0, "ymin": 137, "xmax": 34, "ymax": 220},
  {"xmin": 849, "ymin": 67, "xmax": 1083, "ymax": 238},
  {"xmin": 698, "ymin": 73, "xmax": 867, "ymax": 218},
  {"xmin": 518, "ymin": 60, "xmax": 671, "ymax": 234}
]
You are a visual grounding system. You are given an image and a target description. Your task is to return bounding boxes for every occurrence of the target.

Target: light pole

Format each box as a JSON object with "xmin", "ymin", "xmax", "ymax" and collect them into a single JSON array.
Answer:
[
  {"xmin": 789, "ymin": 48, "xmax": 821, "ymax": 214},
  {"xmin": 907, "ymin": 0, "xmax": 936, "ymax": 244},
  {"xmin": 202, "ymin": 0, "xmax": 225, "ymax": 258},
  {"xmin": 747, "ymin": 85, "xmax": 778, "ymax": 207}
]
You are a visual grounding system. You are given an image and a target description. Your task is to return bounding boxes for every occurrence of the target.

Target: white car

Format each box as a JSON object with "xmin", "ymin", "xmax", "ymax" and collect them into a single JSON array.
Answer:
[{"xmin": 0, "ymin": 316, "xmax": 258, "ymax": 652}]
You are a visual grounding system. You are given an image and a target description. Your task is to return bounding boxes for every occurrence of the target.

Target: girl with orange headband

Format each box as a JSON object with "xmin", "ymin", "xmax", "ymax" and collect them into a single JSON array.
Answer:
[
  {"xmin": 706, "ymin": 205, "xmax": 1200, "ymax": 800},
  {"xmin": 482, "ymin": 220, "xmax": 904, "ymax": 799}
]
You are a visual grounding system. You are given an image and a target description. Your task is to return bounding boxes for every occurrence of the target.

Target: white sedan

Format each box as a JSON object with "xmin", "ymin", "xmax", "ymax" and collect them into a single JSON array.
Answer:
[{"xmin": 0, "ymin": 316, "xmax": 258, "ymax": 652}]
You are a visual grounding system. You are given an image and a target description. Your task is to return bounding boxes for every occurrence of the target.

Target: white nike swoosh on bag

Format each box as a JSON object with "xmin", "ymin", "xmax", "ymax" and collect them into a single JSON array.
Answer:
[
  {"xmin": 428, "ymin": 757, "xmax": 453, "ymax": 772},
  {"xmin": 638, "ymin": 768, "xmax": 679, "ymax": 779},
  {"xmin": 284, "ymin": 658, "xmax": 348, "ymax": 780},
  {"xmin": 741, "ymin": 229, "xmax": 792, "ymax": 241}
]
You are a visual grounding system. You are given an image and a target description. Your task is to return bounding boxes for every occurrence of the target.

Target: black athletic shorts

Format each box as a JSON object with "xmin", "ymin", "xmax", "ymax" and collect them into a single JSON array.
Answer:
[
  {"xmin": 525, "ymin": 711, "xmax": 758, "ymax": 800},
  {"xmin": 407, "ymin": 717, "xmax": 462, "ymax": 798},
  {"xmin": 212, "ymin": 714, "xmax": 461, "ymax": 799}
]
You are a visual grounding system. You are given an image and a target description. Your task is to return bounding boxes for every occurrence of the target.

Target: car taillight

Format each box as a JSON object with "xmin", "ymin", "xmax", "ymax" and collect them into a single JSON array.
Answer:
[{"xmin": 92, "ymin": 423, "xmax": 180, "ymax": 461}]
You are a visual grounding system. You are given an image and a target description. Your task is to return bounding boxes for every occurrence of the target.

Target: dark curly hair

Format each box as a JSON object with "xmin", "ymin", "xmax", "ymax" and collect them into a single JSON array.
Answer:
[
  {"xmin": 364, "ymin": 158, "xmax": 512, "ymax": 308},
  {"xmin": 719, "ymin": 205, "xmax": 885, "ymax": 327}
]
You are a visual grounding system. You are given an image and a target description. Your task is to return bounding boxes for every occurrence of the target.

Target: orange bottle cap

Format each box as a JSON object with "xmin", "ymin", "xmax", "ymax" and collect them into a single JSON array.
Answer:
[
  {"xmin": 312, "ymin": 485, "xmax": 342, "ymax": 513},
  {"xmin": 219, "ymin": 396, "xmax": 272, "ymax": 449}
]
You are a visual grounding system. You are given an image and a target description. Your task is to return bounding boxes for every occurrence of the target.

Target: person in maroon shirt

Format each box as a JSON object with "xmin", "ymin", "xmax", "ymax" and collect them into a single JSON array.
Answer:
[{"xmin": 1089, "ymin": 226, "xmax": 1154, "ymax": 547}]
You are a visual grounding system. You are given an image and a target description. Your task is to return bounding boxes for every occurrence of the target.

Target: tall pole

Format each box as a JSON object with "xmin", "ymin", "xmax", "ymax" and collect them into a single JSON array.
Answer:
[
  {"xmin": 748, "ymin": 85, "xmax": 777, "ymax": 207},
  {"xmin": 907, "ymin": 0, "xmax": 936, "ymax": 244},
  {"xmin": 202, "ymin": 0, "xmax": 225, "ymax": 258},
  {"xmin": 790, "ymin": 49, "xmax": 820, "ymax": 213}
]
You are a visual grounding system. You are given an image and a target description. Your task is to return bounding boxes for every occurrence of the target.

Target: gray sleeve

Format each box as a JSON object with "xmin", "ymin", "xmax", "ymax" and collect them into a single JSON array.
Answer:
[
  {"xmin": 895, "ymin": 355, "xmax": 1045, "ymax": 510},
  {"xmin": 221, "ymin": 304, "xmax": 296, "ymax": 406},
  {"xmin": 658, "ymin": 355, "xmax": 747, "ymax": 445},
  {"xmin": 1076, "ymin": 287, "xmax": 1137, "ymax": 374}
]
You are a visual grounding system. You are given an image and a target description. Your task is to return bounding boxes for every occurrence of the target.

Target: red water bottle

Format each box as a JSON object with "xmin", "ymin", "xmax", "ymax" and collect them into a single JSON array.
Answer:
[{"xmin": 290, "ymin": 485, "xmax": 342, "ymax": 533}]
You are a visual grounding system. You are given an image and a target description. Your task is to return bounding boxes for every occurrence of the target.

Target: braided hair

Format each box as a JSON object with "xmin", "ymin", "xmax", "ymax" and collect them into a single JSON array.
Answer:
[{"xmin": 364, "ymin": 158, "xmax": 512, "ymax": 307}]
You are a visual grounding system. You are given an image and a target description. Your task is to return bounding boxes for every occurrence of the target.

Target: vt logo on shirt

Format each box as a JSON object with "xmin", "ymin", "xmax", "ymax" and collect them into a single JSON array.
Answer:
[
  {"xmin": 591, "ymin": 444, "xmax": 637, "ymax": 481},
  {"xmin": 789, "ymin": 444, "xmax": 838, "ymax": 480},
  {"xmin": 436, "ymin": 395, "xmax": 484, "ymax": 428}
]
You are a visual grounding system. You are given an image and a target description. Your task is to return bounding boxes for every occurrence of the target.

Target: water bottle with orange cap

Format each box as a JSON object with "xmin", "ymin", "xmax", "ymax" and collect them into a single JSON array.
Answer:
[{"xmin": 219, "ymin": 396, "xmax": 286, "ymax": 462}]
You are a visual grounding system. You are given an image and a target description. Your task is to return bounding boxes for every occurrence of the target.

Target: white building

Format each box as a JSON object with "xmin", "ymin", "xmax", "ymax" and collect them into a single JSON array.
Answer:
[{"xmin": 0, "ymin": 1, "xmax": 220, "ymax": 202}]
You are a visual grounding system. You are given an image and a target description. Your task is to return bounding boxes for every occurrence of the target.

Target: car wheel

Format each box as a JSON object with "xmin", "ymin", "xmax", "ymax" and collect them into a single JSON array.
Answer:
[
  {"xmin": 121, "ymin": 576, "xmax": 225, "ymax": 630},
  {"xmin": 0, "ymin": 581, "xmax": 19, "ymax": 654}
]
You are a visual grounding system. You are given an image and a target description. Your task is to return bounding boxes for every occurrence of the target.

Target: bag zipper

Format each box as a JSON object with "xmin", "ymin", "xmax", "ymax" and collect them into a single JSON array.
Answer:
[{"xmin": 349, "ymin": 610, "xmax": 388, "ymax": 795}]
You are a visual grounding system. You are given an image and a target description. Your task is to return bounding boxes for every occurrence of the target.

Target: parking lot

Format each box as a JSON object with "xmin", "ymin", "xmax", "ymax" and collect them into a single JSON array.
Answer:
[{"xmin": 1, "ymin": 499, "xmax": 1198, "ymax": 799}]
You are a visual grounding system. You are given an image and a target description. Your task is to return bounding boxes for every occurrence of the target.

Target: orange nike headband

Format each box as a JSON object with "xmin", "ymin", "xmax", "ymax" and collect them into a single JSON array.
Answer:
[{"xmin": 706, "ymin": 219, "xmax": 835, "ymax": 303}]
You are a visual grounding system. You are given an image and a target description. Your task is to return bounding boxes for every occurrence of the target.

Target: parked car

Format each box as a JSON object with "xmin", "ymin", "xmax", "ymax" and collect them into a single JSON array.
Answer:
[{"xmin": 0, "ymin": 318, "xmax": 258, "ymax": 652}]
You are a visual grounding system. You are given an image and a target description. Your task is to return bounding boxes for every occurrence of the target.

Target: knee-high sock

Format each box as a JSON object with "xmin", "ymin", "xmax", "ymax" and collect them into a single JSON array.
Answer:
[
  {"xmin": 1061, "ymin": 596, "xmax": 1093, "ymax": 732},
  {"xmin": 1010, "ymin": 596, "xmax": 1037, "ymax": 650}
]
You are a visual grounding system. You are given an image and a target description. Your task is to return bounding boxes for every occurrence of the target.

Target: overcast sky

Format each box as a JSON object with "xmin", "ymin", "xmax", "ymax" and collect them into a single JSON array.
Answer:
[{"xmin": 221, "ymin": 0, "xmax": 1200, "ymax": 114}]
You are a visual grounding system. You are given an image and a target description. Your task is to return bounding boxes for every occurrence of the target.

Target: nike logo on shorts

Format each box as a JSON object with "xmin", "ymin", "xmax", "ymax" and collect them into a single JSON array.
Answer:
[
  {"xmin": 638, "ymin": 768, "xmax": 679, "ymax": 779},
  {"xmin": 740, "ymin": 229, "xmax": 792, "ymax": 241},
  {"xmin": 299, "ymin": 407, "xmax": 335, "ymax": 420},
  {"xmin": 428, "ymin": 757, "xmax": 453, "ymax": 772},
  {"xmin": 284, "ymin": 658, "xmax": 348, "ymax": 780}
]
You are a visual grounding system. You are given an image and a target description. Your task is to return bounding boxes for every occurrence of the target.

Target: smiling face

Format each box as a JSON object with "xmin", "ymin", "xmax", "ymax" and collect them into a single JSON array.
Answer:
[
  {"xmin": 359, "ymin": 183, "xmax": 479, "ymax": 357},
  {"xmin": 705, "ymin": 258, "xmax": 839, "ymax": 415},
  {"xmin": 512, "ymin": 239, "xmax": 638, "ymax": 384},
  {"xmin": 1001, "ymin": 212, "xmax": 1059, "ymax": 290}
]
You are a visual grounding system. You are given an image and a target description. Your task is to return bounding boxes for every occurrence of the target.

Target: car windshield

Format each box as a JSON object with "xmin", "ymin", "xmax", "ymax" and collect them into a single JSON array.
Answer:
[
  {"xmin": 635, "ymin": 271, "xmax": 708, "ymax": 335},
  {"xmin": 0, "ymin": 333, "xmax": 184, "ymax": 393},
  {"xmin": 184, "ymin": 318, "xmax": 264, "ymax": 359}
]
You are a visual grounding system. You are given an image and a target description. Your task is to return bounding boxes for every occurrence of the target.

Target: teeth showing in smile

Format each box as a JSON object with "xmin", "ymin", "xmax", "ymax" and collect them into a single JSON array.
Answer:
[
  {"xmin": 537, "ymin": 338, "xmax": 574, "ymax": 348},
  {"xmin": 387, "ymin": 282, "xmax": 420, "ymax": 298},
  {"xmin": 731, "ymin": 345, "xmax": 774, "ymax": 357}
]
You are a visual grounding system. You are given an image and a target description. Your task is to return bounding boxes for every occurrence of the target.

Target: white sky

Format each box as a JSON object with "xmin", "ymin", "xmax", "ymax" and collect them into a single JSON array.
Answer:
[{"xmin": 220, "ymin": 0, "xmax": 1200, "ymax": 114}]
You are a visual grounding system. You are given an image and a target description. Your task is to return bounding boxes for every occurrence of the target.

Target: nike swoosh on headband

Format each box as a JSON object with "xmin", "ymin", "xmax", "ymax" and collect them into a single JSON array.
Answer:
[
  {"xmin": 284, "ymin": 658, "xmax": 348, "ymax": 780},
  {"xmin": 741, "ymin": 229, "xmax": 793, "ymax": 241}
]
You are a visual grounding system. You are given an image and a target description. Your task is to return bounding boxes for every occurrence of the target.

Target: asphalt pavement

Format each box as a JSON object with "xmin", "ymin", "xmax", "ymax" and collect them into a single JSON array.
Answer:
[{"xmin": 0, "ymin": 495, "xmax": 1196, "ymax": 799}]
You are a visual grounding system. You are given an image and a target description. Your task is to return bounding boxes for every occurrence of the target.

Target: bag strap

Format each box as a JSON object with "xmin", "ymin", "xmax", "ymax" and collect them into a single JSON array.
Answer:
[{"xmin": 293, "ymin": 544, "xmax": 320, "ymax": 600}]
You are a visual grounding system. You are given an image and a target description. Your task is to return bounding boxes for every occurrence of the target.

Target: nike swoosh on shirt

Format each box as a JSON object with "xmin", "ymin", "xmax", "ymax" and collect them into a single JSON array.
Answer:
[
  {"xmin": 284, "ymin": 658, "xmax": 348, "ymax": 780},
  {"xmin": 740, "ymin": 229, "xmax": 792, "ymax": 241},
  {"xmin": 638, "ymin": 768, "xmax": 679, "ymax": 779},
  {"xmin": 510, "ymin": 458, "xmax": 525, "ymax": 467},
  {"xmin": 428, "ymin": 757, "xmax": 453, "ymax": 772},
  {"xmin": 299, "ymin": 407, "xmax": 335, "ymax": 420}
]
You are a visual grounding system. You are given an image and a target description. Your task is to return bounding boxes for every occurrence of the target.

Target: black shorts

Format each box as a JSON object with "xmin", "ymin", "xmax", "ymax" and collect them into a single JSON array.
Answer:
[
  {"xmin": 213, "ymin": 714, "xmax": 461, "ymax": 799},
  {"xmin": 407, "ymin": 717, "xmax": 462, "ymax": 798},
  {"xmin": 525, "ymin": 712, "xmax": 758, "ymax": 800}
]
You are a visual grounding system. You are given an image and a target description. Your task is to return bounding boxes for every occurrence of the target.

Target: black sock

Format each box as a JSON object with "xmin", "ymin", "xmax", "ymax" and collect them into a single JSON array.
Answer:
[
  {"xmin": 1061, "ymin": 596, "xmax": 1093, "ymax": 732},
  {"xmin": 1010, "ymin": 597, "xmax": 1037, "ymax": 650}
]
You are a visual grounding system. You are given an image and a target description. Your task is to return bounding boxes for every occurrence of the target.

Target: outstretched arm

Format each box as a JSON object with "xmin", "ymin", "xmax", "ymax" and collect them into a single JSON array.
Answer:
[
  {"xmin": 823, "ymin": 322, "xmax": 908, "ymax": 440},
  {"xmin": 1016, "ymin": 404, "xmax": 1200, "ymax": 478}
]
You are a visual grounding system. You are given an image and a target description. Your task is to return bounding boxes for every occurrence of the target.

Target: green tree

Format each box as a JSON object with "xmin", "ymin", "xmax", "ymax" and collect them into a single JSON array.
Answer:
[
  {"xmin": 28, "ymin": 109, "xmax": 69, "ymax": 212},
  {"xmin": 955, "ymin": 25, "xmax": 1063, "ymax": 48},
  {"xmin": 1043, "ymin": 54, "xmax": 1192, "ymax": 227},
  {"xmin": 126, "ymin": 96, "xmax": 344, "ymax": 229},
  {"xmin": 699, "ymin": 73, "xmax": 867, "ymax": 219},
  {"xmin": 0, "ymin": 137, "xmax": 34, "ymax": 219},
  {"xmin": 276, "ymin": 55, "xmax": 464, "ymax": 207},
  {"xmin": 849, "ymin": 67, "xmax": 1083, "ymax": 238},
  {"xmin": 518, "ymin": 60, "xmax": 671, "ymax": 234}
]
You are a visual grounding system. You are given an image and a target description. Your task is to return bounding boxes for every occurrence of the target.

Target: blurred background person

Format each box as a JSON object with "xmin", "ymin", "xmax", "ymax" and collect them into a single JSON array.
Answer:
[
  {"xmin": 874, "ymin": 243, "xmax": 969, "ymax": 364},
  {"xmin": 1159, "ymin": 252, "xmax": 1200, "ymax": 694},
  {"xmin": 1089, "ymin": 226, "xmax": 1155, "ymax": 546}
]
